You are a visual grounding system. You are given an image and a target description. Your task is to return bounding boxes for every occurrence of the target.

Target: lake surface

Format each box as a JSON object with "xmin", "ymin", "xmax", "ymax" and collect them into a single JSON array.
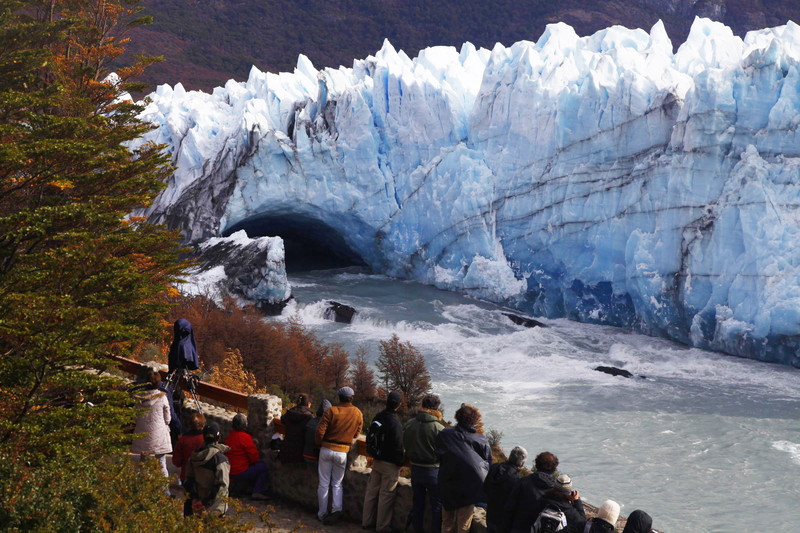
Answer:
[{"xmin": 277, "ymin": 268, "xmax": 800, "ymax": 533}]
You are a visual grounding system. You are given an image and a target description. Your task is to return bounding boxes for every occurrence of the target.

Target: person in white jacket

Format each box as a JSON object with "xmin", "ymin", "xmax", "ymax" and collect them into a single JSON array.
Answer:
[{"xmin": 131, "ymin": 368, "xmax": 172, "ymax": 479}]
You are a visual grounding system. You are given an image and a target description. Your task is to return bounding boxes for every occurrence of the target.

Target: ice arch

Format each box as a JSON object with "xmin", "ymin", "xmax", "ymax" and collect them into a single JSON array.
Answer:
[{"xmin": 224, "ymin": 213, "xmax": 367, "ymax": 273}]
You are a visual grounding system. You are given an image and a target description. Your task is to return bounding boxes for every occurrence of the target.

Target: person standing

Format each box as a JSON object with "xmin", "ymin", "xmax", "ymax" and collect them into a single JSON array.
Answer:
[
  {"xmin": 362, "ymin": 391, "xmax": 405, "ymax": 533},
  {"xmin": 503, "ymin": 451, "xmax": 559, "ymax": 533},
  {"xmin": 435, "ymin": 403, "xmax": 492, "ymax": 533},
  {"xmin": 130, "ymin": 369, "xmax": 172, "ymax": 484},
  {"xmin": 280, "ymin": 393, "xmax": 314, "ymax": 464},
  {"xmin": 315, "ymin": 386, "xmax": 363, "ymax": 525},
  {"xmin": 304, "ymin": 399, "xmax": 332, "ymax": 464},
  {"xmin": 483, "ymin": 446, "xmax": 527, "ymax": 533},
  {"xmin": 184, "ymin": 422, "xmax": 230, "ymax": 516},
  {"xmin": 403, "ymin": 393, "xmax": 445, "ymax": 533},
  {"xmin": 225, "ymin": 413, "xmax": 269, "ymax": 500}
]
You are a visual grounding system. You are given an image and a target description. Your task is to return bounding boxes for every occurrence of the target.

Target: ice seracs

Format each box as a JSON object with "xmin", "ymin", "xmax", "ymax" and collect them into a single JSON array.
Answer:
[{"xmin": 137, "ymin": 18, "xmax": 800, "ymax": 367}]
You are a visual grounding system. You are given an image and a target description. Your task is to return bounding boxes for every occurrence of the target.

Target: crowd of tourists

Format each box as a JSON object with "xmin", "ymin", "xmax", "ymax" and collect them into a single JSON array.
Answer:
[{"xmin": 129, "ymin": 319, "xmax": 656, "ymax": 531}]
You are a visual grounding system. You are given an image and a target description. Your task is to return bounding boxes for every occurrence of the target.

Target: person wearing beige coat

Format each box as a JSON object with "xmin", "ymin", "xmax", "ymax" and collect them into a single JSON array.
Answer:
[{"xmin": 131, "ymin": 369, "xmax": 172, "ymax": 478}]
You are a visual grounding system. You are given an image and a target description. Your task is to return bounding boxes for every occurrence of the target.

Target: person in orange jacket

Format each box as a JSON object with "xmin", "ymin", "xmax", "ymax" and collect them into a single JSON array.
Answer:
[{"xmin": 225, "ymin": 413, "xmax": 269, "ymax": 500}]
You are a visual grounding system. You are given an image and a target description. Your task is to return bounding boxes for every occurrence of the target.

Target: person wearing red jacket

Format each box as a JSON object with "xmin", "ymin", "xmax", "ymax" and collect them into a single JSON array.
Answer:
[
  {"xmin": 225, "ymin": 413, "xmax": 269, "ymax": 500},
  {"xmin": 172, "ymin": 412, "xmax": 206, "ymax": 485}
]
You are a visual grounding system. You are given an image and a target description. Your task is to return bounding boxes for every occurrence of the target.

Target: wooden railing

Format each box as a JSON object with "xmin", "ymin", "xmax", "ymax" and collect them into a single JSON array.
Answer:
[{"xmin": 109, "ymin": 355, "xmax": 249, "ymax": 410}]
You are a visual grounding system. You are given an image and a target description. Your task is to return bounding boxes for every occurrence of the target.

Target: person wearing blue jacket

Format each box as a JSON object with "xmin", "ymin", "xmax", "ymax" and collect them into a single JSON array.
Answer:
[{"xmin": 435, "ymin": 403, "xmax": 492, "ymax": 533}]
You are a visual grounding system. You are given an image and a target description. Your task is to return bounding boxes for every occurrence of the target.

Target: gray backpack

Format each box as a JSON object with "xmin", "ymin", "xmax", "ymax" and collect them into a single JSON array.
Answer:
[{"xmin": 532, "ymin": 505, "xmax": 566, "ymax": 533}]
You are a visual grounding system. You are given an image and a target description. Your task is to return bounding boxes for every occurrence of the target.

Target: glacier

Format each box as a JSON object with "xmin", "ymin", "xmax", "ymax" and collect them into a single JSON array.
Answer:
[{"xmin": 138, "ymin": 17, "xmax": 800, "ymax": 367}]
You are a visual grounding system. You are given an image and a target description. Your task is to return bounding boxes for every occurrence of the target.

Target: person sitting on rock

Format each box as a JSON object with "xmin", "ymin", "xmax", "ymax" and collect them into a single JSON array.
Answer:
[
  {"xmin": 184, "ymin": 422, "xmax": 230, "ymax": 516},
  {"xmin": 585, "ymin": 500, "xmax": 620, "ymax": 533},
  {"xmin": 529, "ymin": 474, "xmax": 586, "ymax": 533},
  {"xmin": 225, "ymin": 413, "xmax": 269, "ymax": 500},
  {"xmin": 280, "ymin": 393, "xmax": 314, "ymax": 464},
  {"xmin": 503, "ymin": 451, "xmax": 559, "ymax": 533},
  {"xmin": 621, "ymin": 509, "xmax": 653, "ymax": 533},
  {"xmin": 483, "ymin": 445, "xmax": 527, "ymax": 533},
  {"xmin": 172, "ymin": 412, "xmax": 206, "ymax": 488}
]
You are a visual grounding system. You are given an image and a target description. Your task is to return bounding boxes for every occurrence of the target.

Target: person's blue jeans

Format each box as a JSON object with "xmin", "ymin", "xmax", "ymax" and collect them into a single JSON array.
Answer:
[
  {"xmin": 411, "ymin": 465, "xmax": 441, "ymax": 533},
  {"xmin": 231, "ymin": 461, "xmax": 268, "ymax": 495}
]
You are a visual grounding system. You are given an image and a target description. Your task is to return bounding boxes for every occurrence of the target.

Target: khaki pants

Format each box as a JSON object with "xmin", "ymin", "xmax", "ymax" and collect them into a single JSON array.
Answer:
[
  {"xmin": 441, "ymin": 505, "xmax": 475, "ymax": 533},
  {"xmin": 362, "ymin": 459, "xmax": 401, "ymax": 532}
]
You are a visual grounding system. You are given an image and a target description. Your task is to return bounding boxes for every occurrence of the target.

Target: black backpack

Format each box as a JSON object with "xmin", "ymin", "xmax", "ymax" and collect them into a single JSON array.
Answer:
[
  {"xmin": 366, "ymin": 418, "xmax": 385, "ymax": 459},
  {"xmin": 531, "ymin": 504, "xmax": 566, "ymax": 533}
]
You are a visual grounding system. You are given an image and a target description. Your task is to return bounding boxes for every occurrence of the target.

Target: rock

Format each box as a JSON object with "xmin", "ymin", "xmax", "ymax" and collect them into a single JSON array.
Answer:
[
  {"xmin": 503, "ymin": 312, "xmax": 547, "ymax": 328},
  {"xmin": 594, "ymin": 365, "xmax": 634, "ymax": 378},
  {"xmin": 324, "ymin": 301, "xmax": 357, "ymax": 323},
  {"xmin": 195, "ymin": 230, "xmax": 292, "ymax": 305}
]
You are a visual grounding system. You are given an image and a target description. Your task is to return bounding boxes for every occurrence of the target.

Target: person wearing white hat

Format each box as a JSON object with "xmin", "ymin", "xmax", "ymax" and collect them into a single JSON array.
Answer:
[
  {"xmin": 585, "ymin": 499, "xmax": 621, "ymax": 532},
  {"xmin": 315, "ymin": 386, "xmax": 363, "ymax": 524}
]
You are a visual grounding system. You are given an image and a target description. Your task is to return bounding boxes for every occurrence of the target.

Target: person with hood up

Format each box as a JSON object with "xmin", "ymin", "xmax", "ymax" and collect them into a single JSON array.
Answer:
[
  {"xmin": 280, "ymin": 393, "xmax": 314, "ymax": 464},
  {"xmin": 225, "ymin": 413, "xmax": 269, "ymax": 500},
  {"xmin": 130, "ymin": 369, "xmax": 172, "ymax": 482},
  {"xmin": 304, "ymin": 398, "xmax": 332, "ymax": 464},
  {"xmin": 584, "ymin": 500, "xmax": 620, "ymax": 533},
  {"xmin": 404, "ymin": 393, "xmax": 446, "ymax": 533},
  {"xmin": 529, "ymin": 474, "xmax": 586, "ymax": 533},
  {"xmin": 483, "ymin": 445, "xmax": 527, "ymax": 533},
  {"xmin": 362, "ymin": 391, "xmax": 405, "ymax": 533},
  {"xmin": 168, "ymin": 318, "xmax": 199, "ymax": 373},
  {"xmin": 621, "ymin": 509, "xmax": 653, "ymax": 533},
  {"xmin": 435, "ymin": 403, "xmax": 492, "ymax": 533},
  {"xmin": 184, "ymin": 422, "xmax": 230, "ymax": 516},
  {"xmin": 172, "ymin": 412, "xmax": 206, "ymax": 486},
  {"xmin": 503, "ymin": 451, "xmax": 559, "ymax": 533},
  {"xmin": 315, "ymin": 386, "xmax": 363, "ymax": 525}
]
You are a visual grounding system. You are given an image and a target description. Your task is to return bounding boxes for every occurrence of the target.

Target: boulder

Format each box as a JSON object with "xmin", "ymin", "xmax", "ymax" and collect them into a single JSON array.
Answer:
[
  {"xmin": 324, "ymin": 301, "xmax": 357, "ymax": 324},
  {"xmin": 503, "ymin": 312, "xmax": 547, "ymax": 328}
]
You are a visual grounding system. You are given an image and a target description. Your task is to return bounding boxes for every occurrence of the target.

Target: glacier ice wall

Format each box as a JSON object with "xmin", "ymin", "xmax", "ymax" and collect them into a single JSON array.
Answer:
[{"xmin": 139, "ymin": 18, "xmax": 800, "ymax": 366}]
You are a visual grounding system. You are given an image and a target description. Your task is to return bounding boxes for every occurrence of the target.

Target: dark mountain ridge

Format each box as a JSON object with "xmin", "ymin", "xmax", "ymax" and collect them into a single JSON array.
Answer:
[{"xmin": 126, "ymin": 0, "xmax": 800, "ymax": 93}]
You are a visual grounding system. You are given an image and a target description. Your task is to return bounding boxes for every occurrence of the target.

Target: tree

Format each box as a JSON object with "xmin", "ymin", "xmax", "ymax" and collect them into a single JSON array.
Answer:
[
  {"xmin": 0, "ymin": 0, "xmax": 207, "ymax": 529},
  {"xmin": 350, "ymin": 346, "xmax": 377, "ymax": 402},
  {"xmin": 323, "ymin": 342, "xmax": 350, "ymax": 391},
  {"xmin": 209, "ymin": 348, "xmax": 264, "ymax": 395},
  {"xmin": 375, "ymin": 334, "xmax": 431, "ymax": 408}
]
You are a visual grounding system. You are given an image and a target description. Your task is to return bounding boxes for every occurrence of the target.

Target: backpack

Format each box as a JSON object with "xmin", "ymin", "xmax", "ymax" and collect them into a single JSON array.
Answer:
[
  {"xmin": 366, "ymin": 418, "xmax": 385, "ymax": 459},
  {"xmin": 531, "ymin": 505, "xmax": 566, "ymax": 533}
]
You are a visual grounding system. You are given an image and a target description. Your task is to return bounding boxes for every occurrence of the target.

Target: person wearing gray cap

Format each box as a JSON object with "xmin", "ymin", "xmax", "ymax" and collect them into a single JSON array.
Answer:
[
  {"xmin": 315, "ymin": 386, "xmax": 363, "ymax": 524},
  {"xmin": 483, "ymin": 446, "xmax": 527, "ymax": 533},
  {"xmin": 362, "ymin": 391, "xmax": 405, "ymax": 533}
]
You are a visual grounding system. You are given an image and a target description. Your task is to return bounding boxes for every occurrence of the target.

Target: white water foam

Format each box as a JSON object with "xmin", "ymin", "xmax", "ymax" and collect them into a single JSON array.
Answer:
[{"xmin": 772, "ymin": 440, "xmax": 800, "ymax": 466}]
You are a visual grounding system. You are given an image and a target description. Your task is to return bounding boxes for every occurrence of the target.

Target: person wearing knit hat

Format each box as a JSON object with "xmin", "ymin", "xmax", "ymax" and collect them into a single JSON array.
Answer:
[
  {"xmin": 483, "ymin": 445, "xmax": 527, "ymax": 533},
  {"xmin": 585, "ymin": 499, "xmax": 621, "ymax": 533},
  {"xmin": 315, "ymin": 386, "xmax": 363, "ymax": 524},
  {"xmin": 362, "ymin": 391, "xmax": 405, "ymax": 533},
  {"xmin": 529, "ymin": 472, "xmax": 587, "ymax": 532}
]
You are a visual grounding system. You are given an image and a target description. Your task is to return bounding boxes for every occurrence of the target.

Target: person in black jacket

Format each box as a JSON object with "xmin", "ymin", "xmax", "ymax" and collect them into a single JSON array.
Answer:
[
  {"xmin": 483, "ymin": 445, "xmax": 527, "ymax": 533},
  {"xmin": 280, "ymin": 393, "xmax": 313, "ymax": 463},
  {"xmin": 529, "ymin": 474, "xmax": 586, "ymax": 533},
  {"xmin": 435, "ymin": 403, "xmax": 492, "ymax": 533},
  {"xmin": 362, "ymin": 391, "xmax": 405, "ymax": 533},
  {"xmin": 503, "ymin": 451, "xmax": 559, "ymax": 533},
  {"xmin": 621, "ymin": 509, "xmax": 653, "ymax": 533}
]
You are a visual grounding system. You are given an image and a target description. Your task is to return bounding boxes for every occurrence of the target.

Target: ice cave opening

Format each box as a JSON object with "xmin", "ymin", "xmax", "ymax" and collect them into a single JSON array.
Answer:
[{"xmin": 224, "ymin": 214, "xmax": 368, "ymax": 273}]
